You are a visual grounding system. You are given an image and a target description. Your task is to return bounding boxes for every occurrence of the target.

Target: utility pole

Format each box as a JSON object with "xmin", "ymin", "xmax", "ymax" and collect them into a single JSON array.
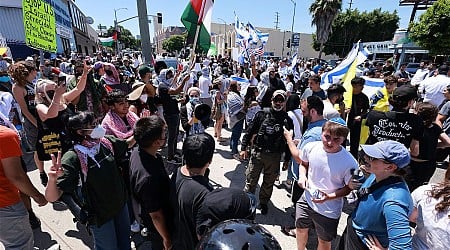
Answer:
[
  {"xmin": 137, "ymin": 0, "xmax": 152, "ymax": 64},
  {"xmin": 114, "ymin": 8, "xmax": 127, "ymax": 56},
  {"xmin": 289, "ymin": 0, "xmax": 296, "ymax": 55},
  {"xmin": 274, "ymin": 12, "xmax": 280, "ymax": 30},
  {"xmin": 349, "ymin": 0, "xmax": 354, "ymax": 10}
]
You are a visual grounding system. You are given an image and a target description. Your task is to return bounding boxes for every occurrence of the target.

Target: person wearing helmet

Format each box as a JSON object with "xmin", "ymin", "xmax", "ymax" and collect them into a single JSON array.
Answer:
[{"xmin": 196, "ymin": 219, "xmax": 281, "ymax": 250}]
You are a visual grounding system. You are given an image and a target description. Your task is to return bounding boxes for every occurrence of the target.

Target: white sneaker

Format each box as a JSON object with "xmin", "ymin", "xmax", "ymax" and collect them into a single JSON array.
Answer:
[{"xmin": 130, "ymin": 220, "xmax": 140, "ymax": 233}]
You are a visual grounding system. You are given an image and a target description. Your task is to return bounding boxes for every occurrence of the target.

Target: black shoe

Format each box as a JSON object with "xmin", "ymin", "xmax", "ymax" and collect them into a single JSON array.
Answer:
[
  {"xmin": 40, "ymin": 172, "xmax": 48, "ymax": 187},
  {"xmin": 29, "ymin": 211, "xmax": 41, "ymax": 229},
  {"xmin": 259, "ymin": 204, "xmax": 268, "ymax": 215}
]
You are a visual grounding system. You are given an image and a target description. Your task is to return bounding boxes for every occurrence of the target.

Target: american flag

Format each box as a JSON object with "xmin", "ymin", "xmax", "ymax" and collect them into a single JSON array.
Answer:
[{"xmin": 247, "ymin": 45, "xmax": 264, "ymax": 57}]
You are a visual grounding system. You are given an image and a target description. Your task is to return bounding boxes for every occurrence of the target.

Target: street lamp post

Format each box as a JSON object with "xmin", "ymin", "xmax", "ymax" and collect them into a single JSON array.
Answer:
[
  {"xmin": 217, "ymin": 18, "xmax": 227, "ymax": 56},
  {"xmin": 114, "ymin": 7, "xmax": 127, "ymax": 56},
  {"xmin": 289, "ymin": 0, "xmax": 296, "ymax": 55}
]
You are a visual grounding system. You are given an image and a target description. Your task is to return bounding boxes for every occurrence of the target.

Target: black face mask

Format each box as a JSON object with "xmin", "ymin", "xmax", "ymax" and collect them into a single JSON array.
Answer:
[
  {"xmin": 46, "ymin": 90, "xmax": 55, "ymax": 100},
  {"xmin": 105, "ymin": 69, "xmax": 113, "ymax": 76}
]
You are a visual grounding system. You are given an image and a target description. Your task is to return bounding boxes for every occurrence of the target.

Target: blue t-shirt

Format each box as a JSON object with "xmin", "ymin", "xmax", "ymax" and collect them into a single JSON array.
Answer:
[
  {"xmin": 351, "ymin": 174, "xmax": 413, "ymax": 250},
  {"xmin": 298, "ymin": 119, "xmax": 327, "ymax": 150}
]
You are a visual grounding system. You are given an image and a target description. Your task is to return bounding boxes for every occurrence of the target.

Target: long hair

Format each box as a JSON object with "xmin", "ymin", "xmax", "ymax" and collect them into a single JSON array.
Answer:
[
  {"xmin": 8, "ymin": 61, "xmax": 36, "ymax": 86},
  {"xmin": 429, "ymin": 168, "xmax": 450, "ymax": 215}
]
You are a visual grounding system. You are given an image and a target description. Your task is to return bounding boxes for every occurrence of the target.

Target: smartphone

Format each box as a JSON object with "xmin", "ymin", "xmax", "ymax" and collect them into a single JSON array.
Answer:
[{"xmin": 58, "ymin": 75, "xmax": 66, "ymax": 86}]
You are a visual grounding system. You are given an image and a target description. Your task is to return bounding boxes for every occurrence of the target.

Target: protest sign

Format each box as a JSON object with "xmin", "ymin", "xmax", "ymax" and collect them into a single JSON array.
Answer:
[{"xmin": 22, "ymin": 0, "xmax": 57, "ymax": 52}]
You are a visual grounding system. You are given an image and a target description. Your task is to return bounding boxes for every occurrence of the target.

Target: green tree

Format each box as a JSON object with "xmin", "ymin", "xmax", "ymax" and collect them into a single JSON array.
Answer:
[
  {"xmin": 106, "ymin": 25, "xmax": 140, "ymax": 51},
  {"xmin": 409, "ymin": 0, "xmax": 450, "ymax": 55},
  {"xmin": 309, "ymin": 0, "xmax": 343, "ymax": 59},
  {"xmin": 313, "ymin": 8, "xmax": 399, "ymax": 57},
  {"xmin": 162, "ymin": 35, "xmax": 185, "ymax": 53}
]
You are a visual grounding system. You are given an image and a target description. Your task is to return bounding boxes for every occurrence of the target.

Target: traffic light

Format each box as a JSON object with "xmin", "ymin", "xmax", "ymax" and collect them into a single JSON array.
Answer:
[
  {"xmin": 157, "ymin": 13, "xmax": 162, "ymax": 24},
  {"xmin": 286, "ymin": 39, "xmax": 291, "ymax": 48}
]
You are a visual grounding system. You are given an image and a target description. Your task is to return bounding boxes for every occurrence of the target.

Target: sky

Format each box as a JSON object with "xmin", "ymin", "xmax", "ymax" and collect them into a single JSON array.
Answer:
[{"xmin": 75, "ymin": 0, "xmax": 424, "ymax": 38}]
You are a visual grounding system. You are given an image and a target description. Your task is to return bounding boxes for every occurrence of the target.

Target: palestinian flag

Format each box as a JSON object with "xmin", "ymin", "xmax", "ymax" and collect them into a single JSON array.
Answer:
[
  {"xmin": 181, "ymin": 0, "xmax": 214, "ymax": 53},
  {"xmin": 99, "ymin": 37, "xmax": 114, "ymax": 47}
]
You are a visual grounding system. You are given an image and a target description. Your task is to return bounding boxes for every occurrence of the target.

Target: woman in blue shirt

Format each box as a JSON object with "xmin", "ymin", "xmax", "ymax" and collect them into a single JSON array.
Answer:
[{"xmin": 345, "ymin": 140, "xmax": 413, "ymax": 250}]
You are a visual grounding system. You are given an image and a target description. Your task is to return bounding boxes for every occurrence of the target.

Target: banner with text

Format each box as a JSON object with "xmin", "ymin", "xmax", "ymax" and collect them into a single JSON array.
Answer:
[{"xmin": 22, "ymin": 0, "xmax": 57, "ymax": 52}]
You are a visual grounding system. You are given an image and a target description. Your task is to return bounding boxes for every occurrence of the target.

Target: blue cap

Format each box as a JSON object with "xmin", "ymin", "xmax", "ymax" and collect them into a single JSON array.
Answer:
[
  {"xmin": 328, "ymin": 117, "xmax": 347, "ymax": 127},
  {"xmin": 360, "ymin": 141, "xmax": 410, "ymax": 168}
]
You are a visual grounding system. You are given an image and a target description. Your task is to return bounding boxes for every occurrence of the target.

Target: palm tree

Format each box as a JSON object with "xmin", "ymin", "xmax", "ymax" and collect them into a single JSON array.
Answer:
[{"xmin": 310, "ymin": 0, "xmax": 342, "ymax": 59}]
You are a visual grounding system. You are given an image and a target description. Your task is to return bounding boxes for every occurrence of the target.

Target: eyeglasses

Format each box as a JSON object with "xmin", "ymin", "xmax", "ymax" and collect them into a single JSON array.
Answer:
[{"xmin": 358, "ymin": 151, "xmax": 391, "ymax": 165}]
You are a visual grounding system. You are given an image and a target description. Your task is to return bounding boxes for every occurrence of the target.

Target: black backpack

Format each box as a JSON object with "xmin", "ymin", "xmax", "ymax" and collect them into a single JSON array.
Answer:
[{"xmin": 254, "ymin": 109, "xmax": 289, "ymax": 153}]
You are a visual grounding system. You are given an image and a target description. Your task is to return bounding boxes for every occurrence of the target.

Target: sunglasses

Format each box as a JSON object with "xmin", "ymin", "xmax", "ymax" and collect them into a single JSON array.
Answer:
[
  {"xmin": 273, "ymin": 98, "xmax": 285, "ymax": 103},
  {"xmin": 358, "ymin": 151, "xmax": 391, "ymax": 165}
]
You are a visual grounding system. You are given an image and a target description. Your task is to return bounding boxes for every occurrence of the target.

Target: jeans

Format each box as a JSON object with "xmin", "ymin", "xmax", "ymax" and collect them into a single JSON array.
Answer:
[
  {"xmin": 164, "ymin": 113, "xmax": 180, "ymax": 160},
  {"xmin": 0, "ymin": 202, "xmax": 33, "ymax": 249},
  {"xmin": 90, "ymin": 204, "xmax": 131, "ymax": 250},
  {"xmin": 230, "ymin": 118, "xmax": 244, "ymax": 154}
]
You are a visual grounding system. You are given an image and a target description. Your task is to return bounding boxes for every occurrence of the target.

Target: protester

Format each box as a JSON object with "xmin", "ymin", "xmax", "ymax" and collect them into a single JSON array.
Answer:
[
  {"xmin": 0, "ymin": 125, "xmax": 48, "ymax": 248},
  {"xmin": 347, "ymin": 77, "xmax": 370, "ymax": 158},
  {"xmin": 172, "ymin": 133, "xmax": 215, "ymax": 249},
  {"xmin": 240, "ymin": 90, "xmax": 293, "ymax": 215},
  {"xmin": 345, "ymin": 140, "xmax": 413, "ymax": 250},
  {"xmin": 227, "ymin": 81, "xmax": 246, "ymax": 159},
  {"xmin": 211, "ymin": 81, "xmax": 226, "ymax": 142},
  {"xmin": 180, "ymin": 87, "xmax": 209, "ymax": 136},
  {"xmin": 45, "ymin": 111, "xmax": 131, "ymax": 250},
  {"xmin": 284, "ymin": 94, "xmax": 303, "ymax": 188},
  {"xmin": 418, "ymin": 64, "xmax": 450, "ymax": 107},
  {"xmin": 410, "ymin": 167, "xmax": 450, "ymax": 249},
  {"xmin": 323, "ymin": 83, "xmax": 346, "ymax": 120},
  {"xmin": 295, "ymin": 118, "xmax": 357, "ymax": 250},
  {"xmin": 8, "ymin": 61, "xmax": 47, "ymax": 186},
  {"xmin": 300, "ymin": 75, "xmax": 326, "ymax": 101},
  {"xmin": 369, "ymin": 75, "xmax": 397, "ymax": 112},
  {"xmin": 130, "ymin": 116, "xmax": 173, "ymax": 249}
]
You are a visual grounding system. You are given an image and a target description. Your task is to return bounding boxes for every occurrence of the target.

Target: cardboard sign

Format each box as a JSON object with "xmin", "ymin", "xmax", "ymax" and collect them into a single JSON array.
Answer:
[{"xmin": 22, "ymin": 0, "xmax": 57, "ymax": 52}]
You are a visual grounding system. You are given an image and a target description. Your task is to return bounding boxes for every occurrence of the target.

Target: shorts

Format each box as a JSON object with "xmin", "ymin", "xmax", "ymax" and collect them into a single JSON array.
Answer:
[
  {"xmin": 23, "ymin": 118, "xmax": 38, "ymax": 151},
  {"xmin": 295, "ymin": 195, "xmax": 339, "ymax": 242}
]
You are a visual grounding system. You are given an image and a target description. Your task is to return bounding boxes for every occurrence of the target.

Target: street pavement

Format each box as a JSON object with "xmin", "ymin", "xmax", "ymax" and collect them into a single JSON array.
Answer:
[{"xmin": 1, "ymin": 126, "xmax": 447, "ymax": 250}]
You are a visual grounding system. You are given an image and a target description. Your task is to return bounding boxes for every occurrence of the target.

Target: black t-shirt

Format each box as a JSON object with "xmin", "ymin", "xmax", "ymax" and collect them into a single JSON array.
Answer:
[
  {"xmin": 416, "ymin": 123, "xmax": 442, "ymax": 161},
  {"xmin": 129, "ymin": 148, "xmax": 173, "ymax": 233},
  {"xmin": 172, "ymin": 168, "xmax": 213, "ymax": 249},
  {"xmin": 348, "ymin": 92, "xmax": 370, "ymax": 128},
  {"xmin": 366, "ymin": 110, "xmax": 424, "ymax": 147},
  {"xmin": 158, "ymin": 83, "xmax": 179, "ymax": 115}
]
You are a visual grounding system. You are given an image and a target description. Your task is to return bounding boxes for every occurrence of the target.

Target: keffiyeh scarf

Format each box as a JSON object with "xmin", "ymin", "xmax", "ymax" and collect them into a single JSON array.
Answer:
[
  {"xmin": 102, "ymin": 110, "xmax": 138, "ymax": 139},
  {"xmin": 74, "ymin": 138, "xmax": 114, "ymax": 181}
]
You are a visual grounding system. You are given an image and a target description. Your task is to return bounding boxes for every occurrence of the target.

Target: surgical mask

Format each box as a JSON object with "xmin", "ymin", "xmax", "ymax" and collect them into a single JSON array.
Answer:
[
  {"xmin": 90, "ymin": 125, "xmax": 106, "ymax": 139},
  {"xmin": 139, "ymin": 94, "xmax": 148, "ymax": 103},
  {"xmin": 190, "ymin": 97, "xmax": 200, "ymax": 105},
  {"xmin": 273, "ymin": 106, "xmax": 283, "ymax": 111},
  {"xmin": 105, "ymin": 69, "xmax": 113, "ymax": 76},
  {"xmin": 0, "ymin": 75, "xmax": 11, "ymax": 82}
]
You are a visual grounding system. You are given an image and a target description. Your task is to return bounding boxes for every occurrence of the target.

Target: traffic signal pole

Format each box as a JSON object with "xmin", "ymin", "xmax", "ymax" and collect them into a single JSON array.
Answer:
[{"xmin": 137, "ymin": 0, "xmax": 152, "ymax": 64}]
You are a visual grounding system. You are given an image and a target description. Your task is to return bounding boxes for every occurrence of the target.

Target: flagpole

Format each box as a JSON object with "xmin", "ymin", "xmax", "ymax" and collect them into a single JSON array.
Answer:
[{"xmin": 189, "ymin": 24, "xmax": 202, "ymax": 67}]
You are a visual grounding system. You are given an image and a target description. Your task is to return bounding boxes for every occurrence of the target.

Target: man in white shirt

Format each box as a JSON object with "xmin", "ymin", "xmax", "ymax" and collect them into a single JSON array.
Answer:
[
  {"xmin": 410, "ymin": 61, "xmax": 429, "ymax": 87},
  {"xmin": 198, "ymin": 67, "xmax": 212, "ymax": 108},
  {"xmin": 418, "ymin": 65, "xmax": 450, "ymax": 106}
]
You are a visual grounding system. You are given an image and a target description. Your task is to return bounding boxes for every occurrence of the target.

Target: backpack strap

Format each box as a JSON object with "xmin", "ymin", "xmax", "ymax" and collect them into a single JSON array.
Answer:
[{"xmin": 356, "ymin": 176, "xmax": 403, "ymax": 200}]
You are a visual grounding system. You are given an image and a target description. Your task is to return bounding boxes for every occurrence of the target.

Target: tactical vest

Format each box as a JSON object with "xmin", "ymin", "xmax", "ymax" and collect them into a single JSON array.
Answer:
[{"xmin": 254, "ymin": 109, "xmax": 288, "ymax": 153}]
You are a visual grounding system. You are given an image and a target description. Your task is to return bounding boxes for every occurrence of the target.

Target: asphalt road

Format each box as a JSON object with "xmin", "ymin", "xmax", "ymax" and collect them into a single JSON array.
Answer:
[{"xmin": 1, "ymin": 126, "xmax": 447, "ymax": 249}]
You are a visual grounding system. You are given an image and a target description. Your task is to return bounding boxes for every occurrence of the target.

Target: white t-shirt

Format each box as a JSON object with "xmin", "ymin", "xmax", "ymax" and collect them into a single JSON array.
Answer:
[
  {"xmin": 418, "ymin": 75, "xmax": 450, "ymax": 106},
  {"xmin": 323, "ymin": 100, "xmax": 341, "ymax": 120},
  {"xmin": 411, "ymin": 184, "xmax": 450, "ymax": 250},
  {"xmin": 198, "ymin": 75, "xmax": 212, "ymax": 98},
  {"xmin": 287, "ymin": 109, "xmax": 303, "ymax": 139},
  {"xmin": 301, "ymin": 141, "xmax": 356, "ymax": 219}
]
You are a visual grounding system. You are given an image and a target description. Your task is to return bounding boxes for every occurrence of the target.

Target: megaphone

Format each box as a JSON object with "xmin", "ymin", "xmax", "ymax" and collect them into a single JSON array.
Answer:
[{"xmin": 194, "ymin": 103, "xmax": 211, "ymax": 121}]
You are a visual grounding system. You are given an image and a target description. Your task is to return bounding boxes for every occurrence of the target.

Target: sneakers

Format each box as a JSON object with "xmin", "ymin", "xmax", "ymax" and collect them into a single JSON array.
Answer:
[
  {"xmin": 29, "ymin": 210, "xmax": 41, "ymax": 229},
  {"xmin": 259, "ymin": 204, "xmax": 268, "ymax": 215},
  {"xmin": 40, "ymin": 172, "xmax": 48, "ymax": 187},
  {"xmin": 130, "ymin": 220, "xmax": 141, "ymax": 233}
]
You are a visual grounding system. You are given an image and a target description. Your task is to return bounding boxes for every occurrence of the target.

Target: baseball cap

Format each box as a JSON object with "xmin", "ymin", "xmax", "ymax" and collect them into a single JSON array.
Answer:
[
  {"xmin": 392, "ymin": 85, "xmax": 418, "ymax": 101},
  {"xmin": 93, "ymin": 62, "xmax": 103, "ymax": 70},
  {"xmin": 138, "ymin": 66, "xmax": 152, "ymax": 77},
  {"xmin": 360, "ymin": 140, "xmax": 411, "ymax": 168},
  {"xmin": 196, "ymin": 187, "xmax": 256, "ymax": 236},
  {"xmin": 127, "ymin": 82, "xmax": 146, "ymax": 101},
  {"xmin": 272, "ymin": 89, "xmax": 286, "ymax": 99}
]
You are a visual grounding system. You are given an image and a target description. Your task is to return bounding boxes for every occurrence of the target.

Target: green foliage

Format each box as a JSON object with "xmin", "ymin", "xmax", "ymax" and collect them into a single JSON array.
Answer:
[
  {"xmin": 162, "ymin": 35, "xmax": 185, "ymax": 53},
  {"xmin": 106, "ymin": 25, "xmax": 140, "ymax": 50},
  {"xmin": 313, "ymin": 8, "xmax": 399, "ymax": 57},
  {"xmin": 409, "ymin": 0, "xmax": 450, "ymax": 55}
]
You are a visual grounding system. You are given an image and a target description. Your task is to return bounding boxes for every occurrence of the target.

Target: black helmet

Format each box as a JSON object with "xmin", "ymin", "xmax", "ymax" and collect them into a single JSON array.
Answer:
[{"xmin": 196, "ymin": 219, "xmax": 281, "ymax": 250}]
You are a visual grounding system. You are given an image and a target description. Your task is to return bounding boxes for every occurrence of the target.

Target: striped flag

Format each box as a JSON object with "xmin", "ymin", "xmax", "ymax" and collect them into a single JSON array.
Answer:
[{"xmin": 181, "ymin": 0, "xmax": 214, "ymax": 53}]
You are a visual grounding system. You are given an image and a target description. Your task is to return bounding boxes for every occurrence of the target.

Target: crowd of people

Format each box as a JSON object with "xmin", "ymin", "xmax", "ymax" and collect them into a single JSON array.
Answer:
[{"xmin": 0, "ymin": 51, "xmax": 449, "ymax": 250}]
